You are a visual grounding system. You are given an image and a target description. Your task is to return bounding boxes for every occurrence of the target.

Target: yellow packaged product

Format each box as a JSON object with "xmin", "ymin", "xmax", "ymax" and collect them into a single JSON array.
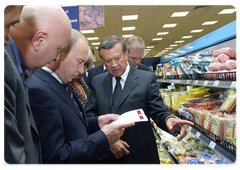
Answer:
[{"xmin": 171, "ymin": 92, "xmax": 182, "ymax": 110}]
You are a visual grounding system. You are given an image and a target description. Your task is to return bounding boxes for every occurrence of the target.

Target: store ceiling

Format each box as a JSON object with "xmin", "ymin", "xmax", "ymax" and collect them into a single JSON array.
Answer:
[{"xmin": 68, "ymin": 5, "xmax": 236, "ymax": 65}]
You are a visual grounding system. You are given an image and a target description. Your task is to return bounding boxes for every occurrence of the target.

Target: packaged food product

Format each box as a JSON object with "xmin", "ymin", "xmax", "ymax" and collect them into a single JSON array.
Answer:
[
  {"xmin": 197, "ymin": 152, "xmax": 212, "ymax": 164},
  {"xmin": 219, "ymin": 93, "xmax": 236, "ymax": 113},
  {"xmin": 226, "ymin": 118, "xmax": 235, "ymax": 143},
  {"xmin": 211, "ymin": 115, "xmax": 228, "ymax": 139},
  {"xmin": 203, "ymin": 113, "xmax": 213, "ymax": 132}
]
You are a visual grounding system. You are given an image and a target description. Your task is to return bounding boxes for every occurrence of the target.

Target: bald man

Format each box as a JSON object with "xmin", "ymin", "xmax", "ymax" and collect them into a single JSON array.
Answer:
[{"xmin": 4, "ymin": 5, "xmax": 71, "ymax": 163}]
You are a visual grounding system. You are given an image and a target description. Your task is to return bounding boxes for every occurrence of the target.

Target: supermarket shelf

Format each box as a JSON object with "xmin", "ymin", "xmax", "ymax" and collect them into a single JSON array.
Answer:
[
  {"xmin": 157, "ymin": 78, "xmax": 236, "ymax": 89},
  {"xmin": 152, "ymin": 127, "xmax": 177, "ymax": 164},
  {"xmin": 188, "ymin": 126, "xmax": 236, "ymax": 163}
]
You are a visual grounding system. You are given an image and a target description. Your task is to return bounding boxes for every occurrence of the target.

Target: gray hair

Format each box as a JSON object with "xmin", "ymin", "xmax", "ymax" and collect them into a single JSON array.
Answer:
[{"xmin": 124, "ymin": 36, "xmax": 145, "ymax": 53}]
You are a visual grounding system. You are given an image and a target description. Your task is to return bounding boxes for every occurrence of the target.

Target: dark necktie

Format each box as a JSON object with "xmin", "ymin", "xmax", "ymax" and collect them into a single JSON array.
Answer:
[{"xmin": 111, "ymin": 77, "xmax": 122, "ymax": 113}]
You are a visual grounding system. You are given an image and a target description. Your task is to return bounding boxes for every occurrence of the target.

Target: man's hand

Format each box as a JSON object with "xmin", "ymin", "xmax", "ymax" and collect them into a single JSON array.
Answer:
[
  {"xmin": 101, "ymin": 122, "xmax": 135, "ymax": 145},
  {"xmin": 110, "ymin": 140, "xmax": 130, "ymax": 159},
  {"xmin": 166, "ymin": 117, "xmax": 194, "ymax": 141},
  {"xmin": 98, "ymin": 114, "xmax": 119, "ymax": 129}
]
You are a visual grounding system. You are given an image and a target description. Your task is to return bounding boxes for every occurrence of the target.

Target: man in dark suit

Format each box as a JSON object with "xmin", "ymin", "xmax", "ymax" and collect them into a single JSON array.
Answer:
[
  {"xmin": 4, "ymin": 6, "xmax": 24, "ymax": 163},
  {"xmin": 4, "ymin": 5, "xmax": 72, "ymax": 163},
  {"xmin": 26, "ymin": 29, "xmax": 134, "ymax": 163},
  {"xmin": 124, "ymin": 36, "xmax": 149, "ymax": 71},
  {"xmin": 86, "ymin": 36, "xmax": 194, "ymax": 163}
]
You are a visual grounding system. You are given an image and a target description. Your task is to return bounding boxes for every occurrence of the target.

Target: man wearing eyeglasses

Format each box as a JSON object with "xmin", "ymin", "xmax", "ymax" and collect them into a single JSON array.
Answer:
[{"xmin": 124, "ymin": 36, "xmax": 149, "ymax": 71}]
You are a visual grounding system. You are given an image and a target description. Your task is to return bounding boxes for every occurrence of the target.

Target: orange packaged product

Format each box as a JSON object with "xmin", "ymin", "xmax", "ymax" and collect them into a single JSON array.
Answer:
[{"xmin": 220, "ymin": 93, "xmax": 236, "ymax": 113}]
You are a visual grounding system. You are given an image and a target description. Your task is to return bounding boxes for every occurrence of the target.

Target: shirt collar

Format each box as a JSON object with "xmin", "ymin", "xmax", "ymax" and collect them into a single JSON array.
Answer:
[
  {"xmin": 120, "ymin": 62, "xmax": 130, "ymax": 82},
  {"xmin": 9, "ymin": 36, "xmax": 23, "ymax": 74},
  {"xmin": 42, "ymin": 66, "xmax": 63, "ymax": 84}
]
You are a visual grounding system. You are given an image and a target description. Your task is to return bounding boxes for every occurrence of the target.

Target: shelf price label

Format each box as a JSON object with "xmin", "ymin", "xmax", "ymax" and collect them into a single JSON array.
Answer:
[
  {"xmin": 203, "ymin": 81, "xmax": 209, "ymax": 86},
  {"xmin": 230, "ymin": 81, "xmax": 236, "ymax": 88},
  {"xmin": 194, "ymin": 80, "xmax": 199, "ymax": 85},
  {"xmin": 195, "ymin": 132, "xmax": 201, "ymax": 139},
  {"xmin": 213, "ymin": 80, "xmax": 220, "ymax": 87},
  {"xmin": 209, "ymin": 141, "xmax": 216, "ymax": 150}
]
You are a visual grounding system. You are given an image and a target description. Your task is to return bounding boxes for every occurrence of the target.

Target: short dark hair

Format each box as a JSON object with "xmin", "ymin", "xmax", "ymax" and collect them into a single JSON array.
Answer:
[{"xmin": 98, "ymin": 35, "xmax": 126, "ymax": 58}]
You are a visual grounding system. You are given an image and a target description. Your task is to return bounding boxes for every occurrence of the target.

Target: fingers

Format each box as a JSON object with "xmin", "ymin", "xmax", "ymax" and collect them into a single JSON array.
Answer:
[{"xmin": 177, "ymin": 125, "xmax": 188, "ymax": 141}]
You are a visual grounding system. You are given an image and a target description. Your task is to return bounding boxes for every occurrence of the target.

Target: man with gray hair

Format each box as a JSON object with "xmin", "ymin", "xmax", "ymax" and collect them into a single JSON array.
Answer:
[
  {"xmin": 124, "ymin": 36, "xmax": 149, "ymax": 71},
  {"xmin": 4, "ymin": 5, "xmax": 71, "ymax": 163}
]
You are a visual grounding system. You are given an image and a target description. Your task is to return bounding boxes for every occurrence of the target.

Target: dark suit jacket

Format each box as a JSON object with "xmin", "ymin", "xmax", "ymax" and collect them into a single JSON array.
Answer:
[
  {"xmin": 138, "ymin": 63, "xmax": 149, "ymax": 71},
  {"xmin": 25, "ymin": 69, "xmax": 111, "ymax": 163},
  {"xmin": 4, "ymin": 45, "xmax": 41, "ymax": 163},
  {"xmin": 86, "ymin": 65, "xmax": 172, "ymax": 163}
]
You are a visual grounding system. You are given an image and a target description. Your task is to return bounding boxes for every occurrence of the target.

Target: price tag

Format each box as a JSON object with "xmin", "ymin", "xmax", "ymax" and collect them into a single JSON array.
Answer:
[
  {"xmin": 195, "ymin": 80, "xmax": 199, "ymax": 85},
  {"xmin": 187, "ymin": 80, "xmax": 191, "ymax": 84},
  {"xmin": 203, "ymin": 81, "xmax": 208, "ymax": 86},
  {"xmin": 209, "ymin": 141, "xmax": 216, "ymax": 150},
  {"xmin": 195, "ymin": 132, "xmax": 201, "ymax": 139},
  {"xmin": 213, "ymin": 80, "xmax": 220, "ymax": 87},
  {"xmin": 230, "ymin": 81, "xmax": 236, "ymax": 88},
  {"xmin": 188, "ymin": 126, "xmax": 192, "ymax": 132}
]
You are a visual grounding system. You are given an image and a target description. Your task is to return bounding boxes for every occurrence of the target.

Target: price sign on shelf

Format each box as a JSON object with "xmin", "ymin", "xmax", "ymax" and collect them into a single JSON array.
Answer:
[
  {"xmin": 213, "ymin": 80, "xmax": 220, "ymax": 87},
  {"xmin": 230, "ymin": 81, "xmax": 236, "ymax": 88},
  {"xmin": 195, "ymin": 132, "xmax": 201, "ymax": 139},
  {"xmin": 209, "ymin": 141, "xmax": 216, "ymax": 150},
  {"xmin": 203, "ymin": 81, "xmax": 209, "ymax": 86}
]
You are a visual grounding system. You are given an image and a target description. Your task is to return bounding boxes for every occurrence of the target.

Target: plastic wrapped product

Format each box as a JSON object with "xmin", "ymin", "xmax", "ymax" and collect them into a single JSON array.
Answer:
[
  {"xmin": 217, "ymin": 53, "xmax": 230, "ymax": 63},
  {"xmin": 212, "ymin": 49, "xmax": 221, "ymax": 57},
  {"xmin": 219, "ymin": 59, "xmax": 237, "ymax": 70},
  {"xmin": 219, "ymin": 93, "xmax": 236, "ymax": 114},
  {"xmin": 220, "ymin": 47, "xmax": 236, "ymax": 59}
]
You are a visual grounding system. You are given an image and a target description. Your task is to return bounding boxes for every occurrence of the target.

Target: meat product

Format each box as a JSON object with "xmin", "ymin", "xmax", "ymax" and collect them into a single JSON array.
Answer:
[
  {"xmin": 211, "ymin": 57, "xmax": 219, "ymax": 63},
  {"xmin": 219, "ymin": 59, "xmax": 236, "ymax": 70},
  {"xmin": 219, "ymin": 93, "xmax": 236, "ymax": 114},
  {"xmin": 217, "ymin": 53, "xmax": 230, "ymax": 63},
  {"xmin": 212, "ymin": 49, "xmax": 221, "ymax": 57},
  {"xmin": 220, "ymin": 47, "xmax": 236, "ymax": 59},
  {"xmin": 208, "ymin": 63, "xmax": 221, "ymax": 71}
]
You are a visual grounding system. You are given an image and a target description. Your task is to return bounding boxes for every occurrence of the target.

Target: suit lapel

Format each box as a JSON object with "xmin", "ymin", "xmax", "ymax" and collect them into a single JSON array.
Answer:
[
  {"xmin": 37, "ymin": 70, "xmax": 87, "ymax": 126},
  {"xmin": 102, "ymin": 73, "xmax": 113, "ymax": 101},
  {"xmin": 118, "ymin": 66, "xmax": 139, "ymax": 108}
]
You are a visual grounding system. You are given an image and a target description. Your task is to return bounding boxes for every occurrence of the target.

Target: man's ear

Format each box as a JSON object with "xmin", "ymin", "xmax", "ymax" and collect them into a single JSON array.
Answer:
[{"xmin": 32, "ymin": 30, "xmax": 48, "ymax": 51}]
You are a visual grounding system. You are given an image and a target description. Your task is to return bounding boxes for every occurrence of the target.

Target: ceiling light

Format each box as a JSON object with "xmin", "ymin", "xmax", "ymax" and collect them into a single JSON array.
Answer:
[
  {"xmin": 87, "ymin": 37, "xmax": 99, "ymax": 40},
  {"xmin": 122, "ymin": 26, "xmax": 136, "ymax": 31},
  {"xmin": 171, "ymin": 11, "xmax": 189, "ymax": 17},
  {"xmin": 162, "ymin": 50, "xmax": 168, "ymax": 52},
  {"xmin": 163, "ymin": 23, "xmax": 177, "ymax": 28},
  {"xmin": 175, "ymin": 40, "xmax": 184, "ymax": 43},
  {"xmin": 145, "ymin": 49, "xmax": 151, "ymax": 51},
  {"xmin": 80, "ymin": 29, "xmax": 95, "ymax": 34},
  {"xmin": 122, "ymin": 34, "xmax": 134, "ymax": 38},
  {"xmin": 157, "ymin": 32, "xmax": 169, "ymax": 35},
  {"xmin": 190, "ymin": 29, "xmax": 203, "ymax": 33},
  {"xmin": 152, "ymin": 38, "xmax": 163, "ymax": 41},
  {"xmin": 122, "ymin": 15, "xmax": 138, "ymax": 20},
  {"xmin": 165, "ymin": 47, "xmax": 173, "ymax": 49},
  {"xmin": 218, "ymin": 9, "xmax": 236, "ymax": 14},
  {"xmin": 182, "ymin": 36, "xmax": 193, "ymax": 39},
  {"xmin": 95, "ymin": 47, "xmax": 98, "ymax": 49},
  {"xmin": 92, "ymin": 42, "xmax": 100, "ymax": 45},
  {"xmin": 169, "ymin": 53, "xmax": 178, "ymax": 56},
  {"xmin": 146, "ymin": 46, "xmax": 154, "ymax": 48},
  {"xmin": 177, "ymin": 50, "xmax": 186, "ymax": 53},
  {"xmin": 202, "ymin": 21, "xmax": 218, "ymax": 25},
  {"xmin": 170, "ymin": 44, "xmax": 178, "ymax": 47}
]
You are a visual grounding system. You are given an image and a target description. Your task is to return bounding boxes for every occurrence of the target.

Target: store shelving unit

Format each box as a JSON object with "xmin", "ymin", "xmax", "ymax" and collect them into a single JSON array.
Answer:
[{"xmin": 157, "ymin": 78, "xmax": 236, "ymax": 89}]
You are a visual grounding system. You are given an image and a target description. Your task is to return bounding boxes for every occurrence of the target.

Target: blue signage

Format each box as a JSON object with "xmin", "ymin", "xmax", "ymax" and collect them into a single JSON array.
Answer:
[{"xmin": 62, "ymin": 6, "xmax": 80, "ymax": 30}]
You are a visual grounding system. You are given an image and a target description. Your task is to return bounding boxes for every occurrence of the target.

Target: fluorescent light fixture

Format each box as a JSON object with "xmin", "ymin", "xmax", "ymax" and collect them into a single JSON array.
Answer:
[
  {"xmin": 177, "ymin": 50, "xmax": 186, "ymax": 53},
  {"xmin": 171, "ymin": 11, "xmax": 189, "ymax": 17},
  {"xmin": 145, "ymin": 49, "xmax": 151, "ymax": 51},
  {"xmin": 162, "ymin": 50, "xmax": 168, "ymax": 52},
  {"xmin": 169, "ymin": 53, "xmax": 178, "ymax": 56},
  {"xmin": 80, "ymin": 29, "xmax": 95, "ymax": 34},
  {"xmin": 190, "ymin": 29, "xmax": 203, "ymax": 33},
  {"xmin": 186, "ymin": 46, "xmax": 193, "ymax": 49},
  {"xmin": 157, "ymin": 32, "xmax": 169, "ymax": 35},
  {"xmin": 122, "ymin": 26, "xmax": 136, "ymax": 31},
  {"xmin": 146, "ymin": 46, "xmax": 154, "ymax": 48},
  {"xmin": 144, "ymin": 51, "xmax": 149, "ymax": 53},
  {"xmin": 122, "ymin": 34, "xmax": 134, "ymax": 38},
  {"xmin": 95, "ymin": 47, "xmax": 98, "ymax": 49},
  {"xmin": 175, "ymin": 40, "xmax": 184, "ymax": 43},
  {"xmin": 92, "ymin": 42, "xmax": 100, "ymax": 45},
  {"xmin": 165, "ymin": 47, "xmax": 173, "ymax": 50},
  {"xmin": 87, "ymin": 37, "xmax": 99, "ymax": 40},
  {"xmin": 152, "ymin": 38, "xmax": 163, "ymax": 41},
  {"xmin": 122, "ymin": 15, "xmax": 138, "ymax": 20},
  {"xmin": 218, "ymin": 9, "xmax": 236, "ymax": 14},
  {"xmin": 170, "ymin": 44, "xmax": 178, "ymax": 47},
  {"xmin": 163, "ymin": 23, "xmax": 177, "ymax": 28},
  {"xmin": 182, "ymin": 36, "xmax": 192, "ymax": 39},
  {"xmin": 202, "ymin": 21, "xmax": 218, "ymax": 25}
]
